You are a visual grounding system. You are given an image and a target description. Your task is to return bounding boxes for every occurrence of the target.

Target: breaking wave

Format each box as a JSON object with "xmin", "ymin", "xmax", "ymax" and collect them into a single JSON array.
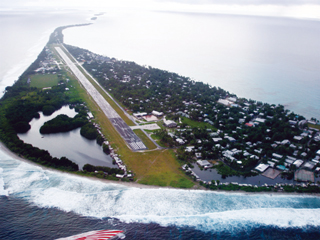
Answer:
[{"xmin": 1, "ymin": 150, "xmax": 320, "ymax": 233}]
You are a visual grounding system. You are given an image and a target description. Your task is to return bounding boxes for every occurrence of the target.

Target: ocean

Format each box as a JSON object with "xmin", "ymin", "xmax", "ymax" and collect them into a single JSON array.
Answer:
[
  {"xmin": 64, "ymin": 10, "xmax": 320, "ymax": 120},
  {"xmin": 1, "ymin": 151, "xmax": 320, "ymax": 239},
  {"xmin": 1, "ymin": 9, "xmax": 320, "ymax": 240}
]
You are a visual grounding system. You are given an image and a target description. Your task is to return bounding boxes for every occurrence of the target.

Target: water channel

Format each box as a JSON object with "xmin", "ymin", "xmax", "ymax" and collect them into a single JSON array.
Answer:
[
  {"xmin": 18, "ymin": 106, "xmax": 115, "ymax": 169},
  {"xmin": 192, "ymin": 163, "xmax": 296, "ymax": 186}
]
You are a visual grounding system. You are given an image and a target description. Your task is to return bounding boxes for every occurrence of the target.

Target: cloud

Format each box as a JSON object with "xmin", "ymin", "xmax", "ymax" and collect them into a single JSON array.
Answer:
[
  {"xmin": 1, "ymin": 0, "xmax": 320, "ymax": 20},
  {"xmin": 155, "ymin": 0, "xmax": 320, "ymax": 5}
]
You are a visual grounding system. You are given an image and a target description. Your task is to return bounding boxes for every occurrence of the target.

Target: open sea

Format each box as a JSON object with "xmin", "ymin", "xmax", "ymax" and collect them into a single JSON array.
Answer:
[{"xmin": 1, "ymin": 9, "xmax": 320, "ymax": 239}]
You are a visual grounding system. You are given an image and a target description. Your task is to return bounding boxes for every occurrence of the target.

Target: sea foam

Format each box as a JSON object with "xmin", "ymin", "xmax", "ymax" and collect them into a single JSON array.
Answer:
[
  {"xmin": 1, "ymin": 154, "xmax": 320, "ymax": 232},
  {"xmin": 0, "ymin": 168, "xmax": 8, "ymax": 196}
]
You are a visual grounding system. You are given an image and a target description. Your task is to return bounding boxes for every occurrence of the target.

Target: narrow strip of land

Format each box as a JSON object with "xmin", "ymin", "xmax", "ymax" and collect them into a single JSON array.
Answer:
[{"xmin": 55, "ymin": 46, "xmax": 147, "ymax": 151}]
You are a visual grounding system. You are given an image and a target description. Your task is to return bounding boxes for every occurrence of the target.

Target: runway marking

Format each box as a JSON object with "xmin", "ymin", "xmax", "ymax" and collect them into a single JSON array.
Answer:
[{"xmin": 55, "ymin": 46, "xmax": 147, "ymax": 151}]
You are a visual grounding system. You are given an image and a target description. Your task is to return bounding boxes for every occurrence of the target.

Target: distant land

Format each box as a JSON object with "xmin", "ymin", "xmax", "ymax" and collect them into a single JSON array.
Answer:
[{"xmin": 0, "ymin": 24, "xmax": 320, "ymax": 194}]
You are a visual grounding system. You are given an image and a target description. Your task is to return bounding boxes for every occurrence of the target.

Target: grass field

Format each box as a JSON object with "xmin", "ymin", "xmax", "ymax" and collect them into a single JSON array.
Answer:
[
  {"xmin": 30, "ymin": 74, "xmax": 60, "ymax": 88},
  {"xmin": 133, "ymin": 129, "xmax": 157, "ymax": 150},
  {"xmin": 181, "ymin": 117, "xmax": 217, "ymax": 130},
  {"xmin": 308, "ymin": 123, "xmax": 320, "ymax": 130},
  {"xmin": 51, "ymin": 44, "xmax": 195, "ymax": 188}
]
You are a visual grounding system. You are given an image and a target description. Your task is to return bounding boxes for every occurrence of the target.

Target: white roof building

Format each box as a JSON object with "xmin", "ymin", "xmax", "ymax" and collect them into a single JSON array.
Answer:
[
  {"xmin": 255, "ymin": 163, "xmax": 269, "ymax": 172},
  {"xmin": 152, "ymin": 110, "xmax": 163, "ymax": 116},
  {"xmin": 255, "ymin": 118, "xmax": 266, "ymax": 123},
  {"xmin": 87, "ymin": 112, "xmax": 94, "ymax": 119},
  {"xmin": 217, "ymin": 99, "xmax": 232, "ymax": 106},
  {"xmin": 212, "ymin": 137, "xmax": 223, "ymax": 142},
  {"xmin": 197, "ymin": 160, "xmax": 211, "ymax": 167},
  {"xmin": 176, "ymin": 138, "xmax": 185, "ymax": 144},
  {"xmin": 164, "ymin": 119, "xmax": 177, "ymax": 128},
  {"xmin": 133, "ymin": 112, "xmax": 147, "ymax": 117},
  {"xmin": 272, "ymin": 153, "xmax": 283, "ymax": 159},
  {"xmin": 185, "ymin": 146, "xmax": 195, "ymax": 152}
]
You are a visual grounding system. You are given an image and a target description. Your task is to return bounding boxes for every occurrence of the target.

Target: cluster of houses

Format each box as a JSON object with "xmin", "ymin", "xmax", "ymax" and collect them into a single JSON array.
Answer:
[
  {"xmin": 182, "ymin": 164, "xmax": 200, "ymax": 181},
  {"xmin": 133, "ymin": 110, "xmax": 164, "ymax": 122},
  {"xmin": 167, "ymin": 96, "xmax": 320, "ymax": 182},
  {"xmin": 34, "ymin": 47, "xmax": 61, "ymax": 73},
  {"xmin": 110, "ymin": 152, "xmax": 133, "ymax": 179},
  {"xmin": 68, "ymin": 46, "xmax": 320, "ymax": 184},
  {"xmin": 88, "ymin": 112, "xmax": 132, "ymax": 179}
]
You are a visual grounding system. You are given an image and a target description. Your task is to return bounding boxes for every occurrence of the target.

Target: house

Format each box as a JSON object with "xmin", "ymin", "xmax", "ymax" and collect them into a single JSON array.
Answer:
[
  {"xmin": 197, "ymin": 160, "xmax": 211, "ymax": 168},
  {"xmin": 268, "ymin": 161, "xmax": 275, "ymax": 168},
  {"xmin": 152, "ymin": 110, "xmax": 163, "ymax": 117},
  {"xmin": 272, "ymin": 153, "xmax": 283, "ymax": 159},
  {"xmin": 195, "ymin": 152, "xmax": 202, "ymax": 159},
  {"xmin": 87, "ymin": 112, "xmax": 94, "ymax": 119},
  {"xmin": 281, "ymin": 139, "xmax": 290, "ymax": 145},
  {"xmin": 239, "ymin": 118, "xmax": 245, "ymax": 124},
  {"xmin": 255, "ymin": 118, "xmax": 266, "ymax": 123},
  {"xmin": 176, "ymin": 138, "xmax": 185, "ymax": 144},
  {"xmin": 185, "ymin": 146, "xmax": 195, "ymax": 152},
  {"xmin": 304, "ymin": 162, "xmax": 315, "ymax": 170},
  {"xmin": 225, "ymin": 136, "xmax": 236, "ymax": 142},
  {"xmin": 217, "ymin": 99, "xmax": 231, "ymax": 106},
  {"xmin": 133, "ymin": 112, "xmax": 147, "ymax": 118},
  {"xmin": 255, "ymin": 163, "xmax": 269, "ymax": 172},
  {"xmin": 143, "ymin": 115, "xmax": 158, "ymax": 122},
  {"xmin": 227, "ymin": 97, "xmax": 237, "ymax": 102},
  {"xmin": 212, "ymin": 137, "xmax": 222, "ymax": 142},
  {"xmin": 164, "ymin": 119, "xmax": 177, "ymax": 128},
  {"xmin": 293, "ymin": 160, "xmax": 303, "ymax": 168}
]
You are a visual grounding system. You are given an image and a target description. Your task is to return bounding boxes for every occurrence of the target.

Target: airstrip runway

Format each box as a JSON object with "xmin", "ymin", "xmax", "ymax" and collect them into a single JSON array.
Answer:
[{"xmin": 55, "ymin": 46, "xmax": 147, "ymax": 151}]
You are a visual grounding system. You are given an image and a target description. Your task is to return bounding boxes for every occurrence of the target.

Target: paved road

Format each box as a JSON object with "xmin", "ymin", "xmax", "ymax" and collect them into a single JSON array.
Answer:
[{"xmin": 55, "ymin": 47, "xmax": 147, "ymax": 151}]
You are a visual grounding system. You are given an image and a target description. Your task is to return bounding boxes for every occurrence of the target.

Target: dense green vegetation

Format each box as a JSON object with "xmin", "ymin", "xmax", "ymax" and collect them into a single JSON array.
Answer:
[
  {"xmin": 1, "ymin": 25, "xmax": 320, "ymax": 192},
  {"xmin": 80, "ymin": 122, "xmax": 99, "ymax": 140},
  {"xmin": 66, "ymin": 43, "xmax": 320, "ymax": 183},
  {"xmin": 102, "ymin": 143, "xmax": 110, "ymax": 154},
  {"xmin": 83, "ymin": 163, "xmax": 124, "ymax": 175},
  {"xmin": 0, "ymin": 37, "xmax": 88, "ymax": 172},
  {"xmin": 201, "ymin": 181, "xmax": 320, "ymax": 194},
  {"xmin": 40, "ymin": 113, "xmax": 87, "ymax": 134}
]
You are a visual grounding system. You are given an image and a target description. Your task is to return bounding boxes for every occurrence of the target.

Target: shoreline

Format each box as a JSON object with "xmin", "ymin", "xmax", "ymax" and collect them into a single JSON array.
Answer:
[
  {"xmin": 1, "ymin": 140, "xmax": 320, "ymax": 197},
  {"xmin": 0, "ymin": 141, "xmax": 166, "ymax": 190}
]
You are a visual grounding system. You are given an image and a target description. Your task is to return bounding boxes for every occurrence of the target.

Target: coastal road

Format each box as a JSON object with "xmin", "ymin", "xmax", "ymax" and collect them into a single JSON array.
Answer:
[{"xmin": 55, "ymin": 46, "xmax": 147, "ymax": 151}]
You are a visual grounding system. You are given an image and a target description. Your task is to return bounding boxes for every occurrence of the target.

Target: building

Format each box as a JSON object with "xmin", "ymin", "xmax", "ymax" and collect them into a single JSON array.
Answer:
[
  {"xmin": 87, "ymin": 112, "xmax": 94, "ymax": 119},
  {"xmin": 176, "ymin": 138, "xmax": 185, "ymax": 144},
  {"xmin": 255, "ymin": 163, "xmax": 269, "ymax": 172},
  {"xmin": 197, "ymin": 160, "xmax": 211, "ymax": 168},
  {"xmin": 164, "ymin": 119, "xmax": 177, "ymax": 128},
  {"xmin": 152, "ymin": 110, "xmax": 163, "ymax": 117},
  {"xmin": 143, "ymin": 115, "xmax": 158, "ymax": 122},
  {"xmin": 133, "ymin": 112, "xmax": 147, "ymax": 118}
]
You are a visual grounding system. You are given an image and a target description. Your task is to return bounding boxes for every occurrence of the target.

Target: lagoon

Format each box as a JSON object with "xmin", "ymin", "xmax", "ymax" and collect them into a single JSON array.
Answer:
[{"xmin": 18, "ymin": 106, "xmax": 114, "ymax": 169}]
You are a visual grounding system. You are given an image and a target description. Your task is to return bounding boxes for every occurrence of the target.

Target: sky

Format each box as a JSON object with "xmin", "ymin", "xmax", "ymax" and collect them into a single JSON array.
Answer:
[{"xmin": 1, "ymin": 0, "xmax": 320, "ymax": 19}]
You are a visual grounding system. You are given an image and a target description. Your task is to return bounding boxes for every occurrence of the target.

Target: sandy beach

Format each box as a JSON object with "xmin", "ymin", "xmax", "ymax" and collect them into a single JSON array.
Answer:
[
  {"xmin": 0, "ymin": 141, "xmax": 166, "ymax": 190},
  {"xmin": 1, "ymin": 140, "xmax": 320, "ymax": 197}
]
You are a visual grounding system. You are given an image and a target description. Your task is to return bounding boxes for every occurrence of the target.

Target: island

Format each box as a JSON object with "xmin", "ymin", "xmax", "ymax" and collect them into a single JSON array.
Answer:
[{"xmin": 0, "ymin": 24, "xmax": 319, "ymax": 194}]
